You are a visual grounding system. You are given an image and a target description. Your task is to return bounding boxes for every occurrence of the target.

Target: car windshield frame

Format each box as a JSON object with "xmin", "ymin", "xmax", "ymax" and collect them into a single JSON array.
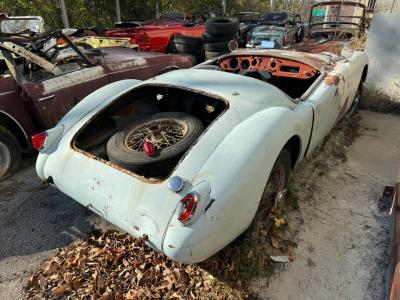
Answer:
[
  {"xmin": 234, "ymin": 12, "xmax": 261, "ymax": 22},
  {"xmin": 0, "ymin": 16, "xmax": 44, "ymax": 34},
  {"xmin": 309, "ymin": 1, "xmax": 366, "ymax": 36},
  {"xmin": 261, "ymin": 12, "xmax": 288, "ymax": 25}
]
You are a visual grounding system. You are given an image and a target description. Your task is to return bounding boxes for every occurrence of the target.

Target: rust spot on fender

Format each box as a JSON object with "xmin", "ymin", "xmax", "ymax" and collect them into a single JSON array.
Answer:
[{"xmin": 324, "ymin": 74, "xmax": 340, "ymax": 86}]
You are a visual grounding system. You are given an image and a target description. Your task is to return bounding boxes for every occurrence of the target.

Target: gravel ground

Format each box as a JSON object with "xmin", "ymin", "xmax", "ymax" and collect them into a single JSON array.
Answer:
[
  {"xmin": 0, "ymin": 110, "xmax": 399, "ymax": 299},
  {"xmin": 0, "ymin": 161, "xmax": 110, "ymax": 299}
]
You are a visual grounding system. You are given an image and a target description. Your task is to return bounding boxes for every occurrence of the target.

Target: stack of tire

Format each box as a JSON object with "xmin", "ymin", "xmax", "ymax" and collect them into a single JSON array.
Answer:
[
  {"xmin": 203, "ymin": 17, "xmax": 239, "ymax": 60},
  {"xmin": 173, "ymin": 35, "xmax": 204, "ymax": 65}
]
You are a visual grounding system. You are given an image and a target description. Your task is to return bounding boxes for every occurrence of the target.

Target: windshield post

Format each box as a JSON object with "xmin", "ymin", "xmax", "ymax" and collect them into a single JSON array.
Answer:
[{"xmin": 60, "ymin": 31, "xmax": 97, "ymax": 66}]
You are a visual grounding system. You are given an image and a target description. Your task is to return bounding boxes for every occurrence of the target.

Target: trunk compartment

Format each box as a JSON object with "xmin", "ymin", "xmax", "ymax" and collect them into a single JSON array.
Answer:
[{"xmin": 73, "ymin": 85, "xmax": 228, "ymax": 180}]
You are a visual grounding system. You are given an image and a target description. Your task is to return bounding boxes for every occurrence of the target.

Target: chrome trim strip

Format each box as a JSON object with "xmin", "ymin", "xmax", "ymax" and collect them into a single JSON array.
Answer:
[{"xmin": 38, "ymin": 95, "xmax": 55, "ymax": 102}]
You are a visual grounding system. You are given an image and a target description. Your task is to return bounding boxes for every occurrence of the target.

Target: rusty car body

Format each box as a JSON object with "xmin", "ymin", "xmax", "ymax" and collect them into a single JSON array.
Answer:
[
  {"xmin": 35, "ymin": 1, "xmax": 368, "ymax": 263},
  {"xmin": 0, "ymin": 31, "xmax": 192, "ymax": 180}
]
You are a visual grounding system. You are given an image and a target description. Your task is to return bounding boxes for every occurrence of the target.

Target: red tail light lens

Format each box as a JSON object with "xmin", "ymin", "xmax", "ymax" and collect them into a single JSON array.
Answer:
[
  {"xmin": 178, "ymin": 193, "xmax": 199, "ymax": 224},
  {"xmin": 31, "ymin": 132, "xmax": 47, "ymax": 151}
]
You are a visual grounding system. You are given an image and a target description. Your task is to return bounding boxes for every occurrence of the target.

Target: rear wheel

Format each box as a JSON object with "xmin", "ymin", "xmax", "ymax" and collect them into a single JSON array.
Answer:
[
  {"xmin": 259, "ymin": 148, "xmax": 291, "ymax": 212},
  {"xmin": 0, "ymin": 126, "xmax": 22, "ymax": 181},
  {"xmin": 347, "ymin": 81, "xmax": 363, "ymax": 115}
]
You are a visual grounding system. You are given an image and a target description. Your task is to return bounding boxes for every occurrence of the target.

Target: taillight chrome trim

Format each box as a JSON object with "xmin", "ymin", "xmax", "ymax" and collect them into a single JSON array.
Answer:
[
  {"xmin": 177, "ymin": 192, "xmax": 200, "ymax": 225},
  {"xmin": 31, "ymin": 132, "xmax": 47, "ymax": 151}
]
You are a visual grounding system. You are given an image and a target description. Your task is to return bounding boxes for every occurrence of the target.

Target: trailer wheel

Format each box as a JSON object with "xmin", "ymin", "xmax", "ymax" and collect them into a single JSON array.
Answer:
[{"xmin": 0, "ymin": 126, "xmax": 22, "ymax": 181}]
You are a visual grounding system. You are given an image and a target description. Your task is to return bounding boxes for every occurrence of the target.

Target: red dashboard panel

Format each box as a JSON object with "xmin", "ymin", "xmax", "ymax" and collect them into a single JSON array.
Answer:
[{"xmin": 218, "ymin": 56, "xmax": 318, "ymax": 79}]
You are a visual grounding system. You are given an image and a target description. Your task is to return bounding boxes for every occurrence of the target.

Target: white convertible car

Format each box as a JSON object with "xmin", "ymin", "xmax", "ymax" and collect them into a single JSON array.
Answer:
[{"xmin": 34, "ymin": 3, "xmax": 368, "ymax": 263}]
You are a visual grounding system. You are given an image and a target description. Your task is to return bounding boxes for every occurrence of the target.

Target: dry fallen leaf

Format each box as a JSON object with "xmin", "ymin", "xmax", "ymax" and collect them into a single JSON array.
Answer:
[{"xmin": 288, "ymin": 247, "xmax": 295, "ymax": 262}]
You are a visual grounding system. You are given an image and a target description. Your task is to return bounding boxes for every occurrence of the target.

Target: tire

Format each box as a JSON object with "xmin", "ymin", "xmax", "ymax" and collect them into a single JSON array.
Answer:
[
  {"xmin": 259, "ymin": 148, "xmax": 291, "ymax": 211},
  {"xmin": 175, "ymin": 43, "xmax": 204, "ymax": 55},
  {"xmin": 205, "ymin": 50, "xmax": 229, "ymax": 60},
  {"xmin": 173, "ymin": 35, "xmax": 203, "ymax": 46},
  {"xmin": 205, "ymin": 17, "xmax": 239, "ymax": 36},
  {"xmin": 347, "ymin": 81, "xmax": 363, "ymax": 115},
  {"xmin": 107, "ymin": 112, "xmax": 203, "ymax": 175},
  {"xmin": 202, "ymin": 32, "xmax": 237, "ymax": 43},
  {"xmin": 204, "ymin": 41, "xmax": 230, "ymax": 52},
  {"xmin": 0, "ymin": 126, "xmax": 22, "ymax": 181},
  {"xmin": 166, "ymin": 39, "xmax": 177, "ymax": 53}
]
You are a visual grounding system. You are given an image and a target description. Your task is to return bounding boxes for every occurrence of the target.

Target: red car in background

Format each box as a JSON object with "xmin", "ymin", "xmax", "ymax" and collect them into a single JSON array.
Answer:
[{"xmin": 105, "ymin": 21, "xmax": 205, "ymax": 53}]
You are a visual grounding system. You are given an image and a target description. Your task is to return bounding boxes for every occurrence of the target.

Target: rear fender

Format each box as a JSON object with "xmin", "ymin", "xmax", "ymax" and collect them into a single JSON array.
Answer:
[
  {"xmin": 36, "ymin": 79, "xmax": 142, "ymax": 179},
  {"xmin": 164, "ymin": 105, "xmax": 312, "ymax": 263},
  {"xmin": 195, "ymin": 106, "xmax": 308, "ymax": 231}
]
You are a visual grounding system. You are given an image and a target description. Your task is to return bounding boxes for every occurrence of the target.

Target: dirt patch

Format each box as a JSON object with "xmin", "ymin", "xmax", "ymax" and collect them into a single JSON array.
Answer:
[{"xmin": 251, "ymin": 110, "xmax": 400, "ymax": 299}]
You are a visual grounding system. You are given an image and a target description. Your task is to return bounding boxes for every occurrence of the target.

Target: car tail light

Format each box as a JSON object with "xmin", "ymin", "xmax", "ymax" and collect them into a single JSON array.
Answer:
[
  {"xmin": 31, "ymin": 132, "xmax": 47, "ymax": 151},
  {"xmin": 282, "ymin": 35, "xmax": 287, "ymax": 46},
  {"xmin": 178, "ymin": 193, "xmax": 199, "ymax": 224}
]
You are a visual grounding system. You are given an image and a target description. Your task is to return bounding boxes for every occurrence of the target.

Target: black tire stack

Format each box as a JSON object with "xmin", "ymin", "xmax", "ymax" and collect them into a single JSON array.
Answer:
[
  {"xmin": 173, "ymin": 35, "xmax": 204, "ymax": 65},
  {"xmin": 203, "ymin": 17, "xmax": 239, "ymax": 60}
]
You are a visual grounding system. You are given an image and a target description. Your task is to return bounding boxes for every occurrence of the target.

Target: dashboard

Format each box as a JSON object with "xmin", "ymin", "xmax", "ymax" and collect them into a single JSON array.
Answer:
[{"xmin": 218, "ymin": 56, "xmax": 318, "ymax": 80}]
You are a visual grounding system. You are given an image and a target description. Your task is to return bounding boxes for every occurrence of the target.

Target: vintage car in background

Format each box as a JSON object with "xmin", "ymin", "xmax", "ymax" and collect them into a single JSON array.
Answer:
[
  {"xmin": 247, "ymin": 11, "xmax": 307, "ymax": 49},
  {"xmin": 34, "ymin": 1, "xmax": 368, "ymax": 264},
  {"xmin": 234, "ymin": 12, "xmax": 261, "ymax": 47},
  {"xmin": 105, "ymin": 21, "xmax": 205, "ymax": 53},
  {"xmin": 69, "ymin": 36, "xmax": 139, "ymax": 49},
  {"xmin": 246, "ymin": 25, "xmax": 296, "ymax": 49},
  {"xmin": 0, "ymin": 31, "xmax": 192, "ymax": 180},
  {"xmin": 57, "ymin": 29, "xmax": 139, "ymax": 50}
]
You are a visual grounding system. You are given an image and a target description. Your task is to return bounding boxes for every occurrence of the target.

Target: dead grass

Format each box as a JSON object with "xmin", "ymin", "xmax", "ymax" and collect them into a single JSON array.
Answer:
[{"xmin": 349, "ymin": 33, "xmax": 368, "ymax": 51}]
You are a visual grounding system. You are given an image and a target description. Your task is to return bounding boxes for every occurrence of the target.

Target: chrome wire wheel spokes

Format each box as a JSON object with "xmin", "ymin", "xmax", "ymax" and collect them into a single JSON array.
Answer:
[
  {"xmin": 0, "ymin": 142, "xmax": 11, "ymax": 179},
  {"xmin": 125, "ymin": 119, "xmax": 188, "ymax": 152},
  {"xmin": 262, "ymin": 163, "xmax": 287, "ymax": 209}
]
